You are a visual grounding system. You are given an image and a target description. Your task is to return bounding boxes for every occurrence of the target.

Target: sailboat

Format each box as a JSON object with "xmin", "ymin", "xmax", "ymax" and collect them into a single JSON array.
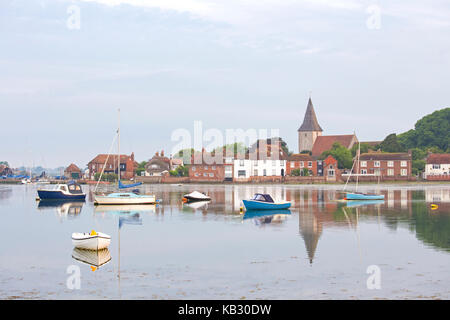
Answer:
[
  {"xmin": 343, "ymin": 140, "xmax": 384, "ymax": 201},
  {"xmin": 94, "ymin": 109, "xmax": 156, "ymax": 205}
]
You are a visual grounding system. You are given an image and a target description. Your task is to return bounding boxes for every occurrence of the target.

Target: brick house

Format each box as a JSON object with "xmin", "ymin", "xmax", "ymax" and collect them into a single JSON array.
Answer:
[
  {"xmin": 87, "ymin": 152, "xmax": 137, "ymax": 180},
  {"xmin": 287, "ymin": 154, "xmax": 316, "ymax": 176},
  {"xmin": 355, "ymin": 151, "xmax": 412, "ymax": 180},
  {"xmin": 189, "ymin": 150, "xmax": 225, "ymax": 182},
  {"xmin": 311, "ymin": 134, "xmax": 358, "ymax": 158},
  {"xmin": 425, "ymin": 153, "xmax": 450, "ymax": 181},
  {"xmin": 64, "ymin": 163, "xmax": 82, "ymax": 179}
]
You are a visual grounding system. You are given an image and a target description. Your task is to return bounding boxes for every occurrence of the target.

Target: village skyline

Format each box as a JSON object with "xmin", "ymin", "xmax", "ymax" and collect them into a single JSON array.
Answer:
[{"xmin": 2, "ymin": 0, "xmax": 450, "ymax": 167}]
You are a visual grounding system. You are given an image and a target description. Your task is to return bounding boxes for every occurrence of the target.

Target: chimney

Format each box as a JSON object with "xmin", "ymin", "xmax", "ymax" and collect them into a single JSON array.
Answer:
[
  {"xmin": 156, "ymin": 151, "xmax": 159, "ymax": 157},
  {"xmin": 161, "ymin": 150, "xmax": 164, "ymax": 157}
]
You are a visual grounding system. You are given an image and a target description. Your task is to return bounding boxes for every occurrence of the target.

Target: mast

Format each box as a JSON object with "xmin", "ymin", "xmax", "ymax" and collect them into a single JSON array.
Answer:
[
  {"xmin": 118, "ymin": 108, "xmax": 120, "ymax": 185},
  {"xmin": 355, "ymin": 140, "xmax": 360, "ymax": 192}
]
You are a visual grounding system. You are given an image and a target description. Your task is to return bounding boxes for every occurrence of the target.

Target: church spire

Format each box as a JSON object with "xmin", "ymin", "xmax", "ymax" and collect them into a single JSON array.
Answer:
[{"xmin": 298, "ymin": 98, "xmax": 323, "ymax": 132}]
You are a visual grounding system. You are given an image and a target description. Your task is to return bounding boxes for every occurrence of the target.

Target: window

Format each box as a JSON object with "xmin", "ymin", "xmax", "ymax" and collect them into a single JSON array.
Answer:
[
  {"xmin": 374, "ymin": 161, "xmax": 380, "ymax": 167},
  {"xmin": 192, "ymin": 166, "xmax": 196, "ymax": 171},
  {"xmin": 374, "ymin": 169, "xmax": 381, "ymax": 176},
  {"xmin": 432, "ymin": 164, "xmax": 441, "ymax": 169},
  {"xmin": 300, "ymin": 162, "xmax": 304, "ymax": 168},
  {"xmin": 401, "ymin": 169, "xmax": 407, "ymax": 176},
  {"xmin": 387, "ymin": 169, "xmax": 394, "ymax": 176},
  {"xmin": 238, "ymin": 170, "xmax": 246, "ymax": 177},
  {"xmin": 388, "ymin": 161, "xmax": 394, "ymax": 167},
  {"xmin": 308, "ymin": 161, "xmax": 312, "ymax": 168},
  {"xmin": 290, "ymin": 162, "xmax": 295, "ymax": 168},
  {"xmin": 254, "ymin": 160, "xmax": 258, "ymax": 166},
  {"xmin": 272, "ymin": 160, "xmax": 276, "ymax": 166},
  {"xmin": 272, "ymin": 169, "xmax": 276, "ymax": 176},
  {"xmin": 360, "ymin": 161, "xmax": 367, "ymax": 167},
  {"xmin": 92, "ymin": 165, "xmax": 96, "ymax": 170},
  {"xmin": 254, "ymin": 169, "xmax": 258, "ymax": 176},
  {"xmin": 328, "ymin": 170, "xmax": 335, "ymax": 177},
  {"xmin": 212, "ymin": 166, "xmax": 216, "ymax": 170},
  {"xmin": 263, "ymin": 169, "xmax": 267, "ymax": 176},
  {"xmin": 240, "ymin": 160, "xmax": 244, "ymax": 166},
  {"xmin": 204, "ymin": 166, "xmax": 208, "ymax": 170},
  {"xmin": 195, "ymin": 173, "xmax": 198, "ymax": 177},
  {"xmin": 110, "ymin": 164, "xmax": 113, "ymax": 169},
  {"xmin": 401, "ymin": 161, "xmax": 407, "ymax": 167},
  {"xmin": 361, "ymin": 169, "xmax": 367, "ymax": 175},
  {"xmin": 209, "ymin": 173, "xmax": 214, "ymax": 177},
  {"xmin": 203, "ymin": 173, "xmax": 208, "ymax": 177}
]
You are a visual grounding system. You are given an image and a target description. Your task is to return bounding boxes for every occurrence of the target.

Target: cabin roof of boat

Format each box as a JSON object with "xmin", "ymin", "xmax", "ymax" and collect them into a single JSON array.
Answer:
[{"xmin": 252, "ymin": 193, "xmax": 274, "ymax": 203}]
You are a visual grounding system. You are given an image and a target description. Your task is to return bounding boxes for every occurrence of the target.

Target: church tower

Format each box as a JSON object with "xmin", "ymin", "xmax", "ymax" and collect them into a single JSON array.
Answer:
[{"xmin": 298, "ymin": 98, "xmax": 323, "ymax": 153}]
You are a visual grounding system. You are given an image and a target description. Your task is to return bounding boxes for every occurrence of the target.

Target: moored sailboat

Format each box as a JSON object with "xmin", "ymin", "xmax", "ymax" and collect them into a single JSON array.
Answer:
[{"xmin": 93, "ymin": 109, "xmax": 156, "ymax": 205}]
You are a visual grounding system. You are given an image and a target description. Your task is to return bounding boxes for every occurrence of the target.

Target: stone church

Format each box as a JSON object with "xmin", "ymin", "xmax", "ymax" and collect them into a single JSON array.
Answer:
[{"xmin": 298, "ymin": 98, "xmax": 358, "ymax": 157}]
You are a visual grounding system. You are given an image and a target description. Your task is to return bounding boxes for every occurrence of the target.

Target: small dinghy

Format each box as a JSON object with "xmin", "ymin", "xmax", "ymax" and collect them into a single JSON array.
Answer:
[
  {"xmin": 182, "ymin": 191, "xmax": 211, "ymax": 202},
  {"xmin": 72, "ymin": 230, "xmax": 111, "ymax": 250},
  {"xmin": 242, "ymin": 193, "xmax": 291, "ymax": 210}
]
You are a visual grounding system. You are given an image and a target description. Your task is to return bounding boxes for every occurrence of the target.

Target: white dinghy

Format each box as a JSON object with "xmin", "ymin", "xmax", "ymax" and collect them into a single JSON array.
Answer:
[
  {"xmin": 182, "ymin": 191, "xmax": 211, "ymax": 202},
  {"xmin": 72, "ymin": 230, "xmax": 111, "ymax": 250}
]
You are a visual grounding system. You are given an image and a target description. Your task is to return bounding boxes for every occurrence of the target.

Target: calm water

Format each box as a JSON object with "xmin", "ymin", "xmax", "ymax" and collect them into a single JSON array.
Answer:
[{"xmin": 0, "ymin": 183, "xmax": 448, "ymax": 300}]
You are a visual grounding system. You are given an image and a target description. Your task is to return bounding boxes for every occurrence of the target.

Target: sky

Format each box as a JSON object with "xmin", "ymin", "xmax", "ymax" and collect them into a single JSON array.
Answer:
[{"xmin": 1, "ymin": 0, "xmax": 449, "ymax": 168}]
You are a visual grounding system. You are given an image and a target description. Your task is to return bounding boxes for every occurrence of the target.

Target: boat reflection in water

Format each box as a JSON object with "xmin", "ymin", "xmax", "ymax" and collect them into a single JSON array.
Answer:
[
  {"xmin": 37, "ymin": 200, "xmax": 84, "ymax": 219},
  {"xmin": 243, "ymin": 209, "xmax": 291, "ymax": 226},
  {"xmin": 183, "ymin": 200, "xmax": 211, "ymax": 212},
  {"xmin": 94, "ymin": 204, "xmax": 156, "ymax": 217},
  {"xmin": 345, "ymin": 200, "xmax": 385, "ymax": 208},
  {"xmin": 72, "ymin": 248, "xmax": 112, "ymax": 271}
]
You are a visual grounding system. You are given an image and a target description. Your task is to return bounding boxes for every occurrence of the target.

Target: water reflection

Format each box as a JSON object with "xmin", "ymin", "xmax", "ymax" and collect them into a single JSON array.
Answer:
[
  {"xmin": 72, "ymin": 248, "xmax": 111, "ymax": 270},
  {"xmin": 37, "ymin": 200, "xmax": 84, "ymax": 219},
  {"xmin": 243, "ymin": 209, "xmax": 291, "ymax": 226},
  {"xmin": 0, "ymin": 187, "xmax": 12, "ymax": 200}
]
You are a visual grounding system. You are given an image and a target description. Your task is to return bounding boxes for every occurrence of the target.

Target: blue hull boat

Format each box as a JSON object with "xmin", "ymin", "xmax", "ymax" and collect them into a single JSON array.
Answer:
[
  {"xmin": 345, "ymin": 192, "xmax": 384, "ymax": 200},
  {"xmin": 37, "ymin": 182, "xmax": 86, "ymax": 201},
  {"xmin": 243, "ymin": 199, "xmax": 291, "ymax": 210}
]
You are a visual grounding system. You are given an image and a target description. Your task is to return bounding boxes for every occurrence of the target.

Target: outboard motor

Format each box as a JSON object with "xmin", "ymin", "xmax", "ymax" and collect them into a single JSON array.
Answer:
[{"xmin": 132, "ymin": 189, "xmax": 140, "ymax": 194}]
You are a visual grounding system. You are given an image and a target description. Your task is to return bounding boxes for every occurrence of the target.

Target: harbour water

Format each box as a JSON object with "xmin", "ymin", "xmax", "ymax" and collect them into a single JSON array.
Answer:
[{"xmin": 0, "ymin": 184, "xmax": 448, "ymax": 299}]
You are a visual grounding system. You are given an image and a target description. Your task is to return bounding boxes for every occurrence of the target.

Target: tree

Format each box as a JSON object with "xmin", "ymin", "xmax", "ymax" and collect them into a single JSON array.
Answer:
[
  {"xmin": 350, "ymin": 143, "xmax": 374, "ymax": 157},
  {"xmin": 169, "ymin": 166, "xmax": 189, "ymax": 177},
  {"xmin": 397, "ymin": 108, "xmax": 450, "ymax": 151},
  {"xmin": 0, "ymin": 161, "xmax": 9, "ymax": 167},
  {"xmin": 380, "ymin": 133, "xmax": 404, "ymax": 153},
  {"xmin": 135, "ymin": 161, "xmax": 147, "ymax": 176},
  {"xmin": 291, "ymin": 168, "xmax": 301, "ymax": 176},
  {"xmin": 320, "ymin": 142, "xmax": 353, "ymax": 169}
]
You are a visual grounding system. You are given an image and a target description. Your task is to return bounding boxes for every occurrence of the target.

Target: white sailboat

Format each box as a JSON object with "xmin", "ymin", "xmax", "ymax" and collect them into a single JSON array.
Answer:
[{"xmin": 94, "ymin": 109, "xmax": 156, "ymax": 205}]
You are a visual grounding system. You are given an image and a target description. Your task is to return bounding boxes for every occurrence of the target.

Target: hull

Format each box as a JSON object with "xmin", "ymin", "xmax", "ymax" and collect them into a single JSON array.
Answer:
[
  {"xmin": 345, "ymin": 193, "xmax": 385, "ymax": 200},
  {"xmin": 37, "ymin": 190, "xmax": 86, "ymax": 200},
  {"xmin": 243, "ymin": 200, "xmax": 291, "ymax": 210},
  {"xmin": 184, "ymin": 196, "xmax": 211, "ymax": 202},
  {"xmin": 72, "ymin": 232, "xmax": 111, "ymax": 250},
  {"xmin": 94, "ymin": 192, "xmax": 156, "ymax": 205}
]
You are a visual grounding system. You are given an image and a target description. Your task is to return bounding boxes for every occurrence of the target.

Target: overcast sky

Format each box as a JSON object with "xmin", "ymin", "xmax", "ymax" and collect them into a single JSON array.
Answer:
[{"xmin": 1, "ymin": 0, "xmax": 449, "ymax": 168}]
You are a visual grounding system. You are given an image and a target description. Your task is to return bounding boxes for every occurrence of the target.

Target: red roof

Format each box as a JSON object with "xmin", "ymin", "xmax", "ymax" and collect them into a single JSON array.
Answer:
[
  {"xmin": 88, "ymin": 154, "xmax": 134, "ymax": 166},
  {"xmin": 65, "ymin": 163, "xmax": 81, "ymax": 172},
  {"xmin": 288, "ymin": 154, "xmax": 313, "ymax": 161},
  {"xmin": 312, "ymin": 135, "xmax": 357, "ymax": 157},
  {"xmin": 427, "ymin": 153, "xmax": 450, "ymax": 164}
]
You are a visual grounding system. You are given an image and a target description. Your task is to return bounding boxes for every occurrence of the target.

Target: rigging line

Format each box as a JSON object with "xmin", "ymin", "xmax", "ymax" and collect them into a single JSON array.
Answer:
[{"xmin": 94, "ymin": 133, "xmax": 118, "ymax": 193}]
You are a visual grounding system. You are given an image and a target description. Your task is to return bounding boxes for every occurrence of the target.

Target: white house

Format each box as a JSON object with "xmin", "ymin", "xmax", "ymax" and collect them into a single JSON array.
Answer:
[
  {"xmin": 425, "ymin": 154, "xmax": 450, "ymax": 178},
  {"xmin": 233, "ymin": 158, "xmax": 286, "ymax": 181}
]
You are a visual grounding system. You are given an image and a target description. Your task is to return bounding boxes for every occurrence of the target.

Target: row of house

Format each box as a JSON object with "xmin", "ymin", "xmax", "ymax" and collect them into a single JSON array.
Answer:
[{"xmin": 56, "ymin": 98, "xmax": 448, "ymax": 182}]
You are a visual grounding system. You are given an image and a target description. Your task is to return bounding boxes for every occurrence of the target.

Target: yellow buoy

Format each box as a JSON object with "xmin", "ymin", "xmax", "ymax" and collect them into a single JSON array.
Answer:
[
  {"xmin": 90, "ymin": 230, "xmax": 97, "ymax": 236},
  {"xmin": 431, "ymin": 204, "xmax": 438, "ymax": 210}
]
